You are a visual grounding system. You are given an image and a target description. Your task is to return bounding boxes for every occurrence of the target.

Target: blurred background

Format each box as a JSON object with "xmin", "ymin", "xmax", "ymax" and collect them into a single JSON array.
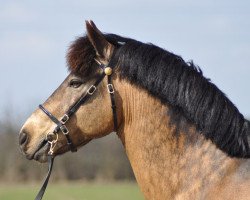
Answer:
[{"xmin": 0, "ymin": 0, "xmax": 249, "ymax": 199}]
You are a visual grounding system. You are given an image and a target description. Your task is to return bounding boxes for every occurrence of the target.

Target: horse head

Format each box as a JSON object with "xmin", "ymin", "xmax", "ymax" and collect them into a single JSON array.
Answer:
[{"xmin": 19, "ymin": 21, "xmax": 121, "ymax": 162}]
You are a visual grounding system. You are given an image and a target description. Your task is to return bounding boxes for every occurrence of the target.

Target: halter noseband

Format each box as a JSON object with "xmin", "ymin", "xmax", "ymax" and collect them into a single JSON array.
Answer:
[{"xmin": 35, "ymin": 62, "xmax": 118, "ymax": 200}]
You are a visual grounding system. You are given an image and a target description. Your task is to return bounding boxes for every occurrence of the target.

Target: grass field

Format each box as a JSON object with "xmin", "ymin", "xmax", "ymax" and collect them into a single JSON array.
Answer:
[{"xmin": 0, "ymin": 182, "xmax": 144, "ymax": 200}]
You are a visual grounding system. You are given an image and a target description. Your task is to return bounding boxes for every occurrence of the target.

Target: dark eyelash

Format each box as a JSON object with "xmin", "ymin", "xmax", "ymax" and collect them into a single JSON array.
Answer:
[{"xmin": 69, "ymin": 79, "xmax": 83, "ymax": 88}]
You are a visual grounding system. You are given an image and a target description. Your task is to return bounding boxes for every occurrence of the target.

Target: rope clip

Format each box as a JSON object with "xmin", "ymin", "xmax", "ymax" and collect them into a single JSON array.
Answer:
[{"xmin": 46, "ymin": 132, "xmax": 58, "ymax": 156}]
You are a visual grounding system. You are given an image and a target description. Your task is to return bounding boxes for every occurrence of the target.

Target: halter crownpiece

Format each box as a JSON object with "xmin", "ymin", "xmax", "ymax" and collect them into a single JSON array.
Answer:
[{"xmin": 35, "ymin": 62, "xmax": 118, "ymax": 200}]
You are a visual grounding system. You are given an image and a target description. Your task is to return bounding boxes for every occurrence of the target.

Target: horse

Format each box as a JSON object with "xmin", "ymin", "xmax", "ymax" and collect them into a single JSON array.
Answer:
[{"xmin": 19, "ymin": 20, "xmax": 250, "ymax": 199}]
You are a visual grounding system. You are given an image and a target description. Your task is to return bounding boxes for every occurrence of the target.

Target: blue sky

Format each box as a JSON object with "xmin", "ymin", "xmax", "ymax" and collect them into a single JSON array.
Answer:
[{"xmin": 0, "ymin": 0, "xmax": 249, "ymax": 123}]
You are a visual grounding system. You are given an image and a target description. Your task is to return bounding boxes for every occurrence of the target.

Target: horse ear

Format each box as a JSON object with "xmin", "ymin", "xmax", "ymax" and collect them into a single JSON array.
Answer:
[{"xmin": 86, "ymin": 20, "xmax": 114, "ymax": 63}]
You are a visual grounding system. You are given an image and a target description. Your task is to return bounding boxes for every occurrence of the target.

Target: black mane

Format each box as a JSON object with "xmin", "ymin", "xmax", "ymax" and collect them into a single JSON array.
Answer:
[{"xmin": 67, "ymin": 34, "xmax": 250, "ymax": 158}]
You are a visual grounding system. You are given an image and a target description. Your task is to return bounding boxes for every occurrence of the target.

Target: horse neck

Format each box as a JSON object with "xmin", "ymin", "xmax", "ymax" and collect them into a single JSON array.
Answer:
[{"xmin": 115, "ymin": 79, "xmax": 247, "ymax": 199}]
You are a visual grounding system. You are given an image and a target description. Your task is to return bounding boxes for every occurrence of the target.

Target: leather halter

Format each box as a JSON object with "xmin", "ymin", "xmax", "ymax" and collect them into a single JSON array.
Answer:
[{"xmin": 35, "ymin": 63, "xmax": 118, "ymax": 200}]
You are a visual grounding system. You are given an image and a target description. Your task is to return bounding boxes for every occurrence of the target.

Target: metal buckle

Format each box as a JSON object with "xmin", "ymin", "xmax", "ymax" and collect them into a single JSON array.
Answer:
[
  {"xmin": 107, "ymin": 84, "xmax": 115, "ymax": 94},
  {"xmin": 46, "ymin": 132, "xmax": 58, "ymax": 155},
  {"xmin": 60, "ymin": 114, "xmax": 69, "ymax": 124},
  {"xmin": 60, "ymin": 125, "xmax": 69, "ymax": 135},
  {"xmin": 87, "ymin": 85, "xmax": 97, "ymax": 95},
  {"xmin": 46, "ymin": 132, "xmax": 56, "ymax": 142}
]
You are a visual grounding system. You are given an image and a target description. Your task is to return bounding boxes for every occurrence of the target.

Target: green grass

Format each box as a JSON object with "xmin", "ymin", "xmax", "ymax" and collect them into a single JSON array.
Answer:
[{"xmin": 0, "ymin": 182, "xmax": 144, "ymax": 200}]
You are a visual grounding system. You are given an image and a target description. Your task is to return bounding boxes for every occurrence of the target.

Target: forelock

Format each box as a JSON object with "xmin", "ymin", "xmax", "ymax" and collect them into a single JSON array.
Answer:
[{"xmin": 66, "ymin": 36, "xmax": 96, "ymax": 76}]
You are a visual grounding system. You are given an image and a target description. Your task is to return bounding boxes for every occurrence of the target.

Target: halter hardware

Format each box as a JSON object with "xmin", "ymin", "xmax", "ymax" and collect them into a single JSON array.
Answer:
[
  {"xmin": 61, "ymin": 114, "xmax": 69, "ymax": 124},
  {"xmin": 104, "ymin": 67, "xmax": 113, "ymax": 75},
  {"xmin": 60, "ymin": 125, "xmax": 69, "ymax": 135},
  {"xmin": 107, "ymin": 84, "xmax": 115, "ymax": 94},
  {"xmin": 47, "ymin": 133, "xmax": 58, "ymax": 155},
  {"xmin": 87, "ymin": 85, "xmax": 97, "ymax": 95}
]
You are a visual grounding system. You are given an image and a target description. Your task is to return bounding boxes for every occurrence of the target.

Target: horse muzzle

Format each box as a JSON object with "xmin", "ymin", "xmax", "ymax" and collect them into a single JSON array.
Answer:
[{"xmin": 19, "ymin": 130, "xmax": 50, "ymax": 163}]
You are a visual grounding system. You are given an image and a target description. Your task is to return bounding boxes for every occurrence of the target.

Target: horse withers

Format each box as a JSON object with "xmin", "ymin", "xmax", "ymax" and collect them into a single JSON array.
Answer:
[{"xmin": 19, "ymin": 21, "xmax": 250, "ymax": 199}]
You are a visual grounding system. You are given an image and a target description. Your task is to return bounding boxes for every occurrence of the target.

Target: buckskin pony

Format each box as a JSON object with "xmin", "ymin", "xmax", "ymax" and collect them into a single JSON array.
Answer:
[{"xmin": 19, "ymin": 21, "xmax": 250, "ymax": 199}]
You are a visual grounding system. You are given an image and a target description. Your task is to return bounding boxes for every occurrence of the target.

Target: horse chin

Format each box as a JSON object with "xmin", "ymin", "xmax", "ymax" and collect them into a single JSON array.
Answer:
[
  {"xmin": 28, "ymin": 138, "xmax": 92, "ymax": 163},
  {"xmin": 24, "ymin": 140, "xmax": 50, "ymax": 163},
  {"xmin": 33, "ymin": 142, "xmax": 50, "ymax": 163}
]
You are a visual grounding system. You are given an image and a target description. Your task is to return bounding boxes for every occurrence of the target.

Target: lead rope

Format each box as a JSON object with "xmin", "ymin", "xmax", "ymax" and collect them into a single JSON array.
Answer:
[
  {"xmin": 35, "ymin": 133, "xmax": 58, "ymax": 200},
  {"xmin": 35, "ymin": 155, "xmax": 54, "ymax": 200}
]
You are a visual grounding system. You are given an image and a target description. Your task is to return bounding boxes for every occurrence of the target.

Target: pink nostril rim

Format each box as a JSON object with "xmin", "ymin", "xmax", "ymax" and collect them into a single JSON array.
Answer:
[{"xmin": 19, "ymin": 131, "xmax": 28, "ymax": 146}]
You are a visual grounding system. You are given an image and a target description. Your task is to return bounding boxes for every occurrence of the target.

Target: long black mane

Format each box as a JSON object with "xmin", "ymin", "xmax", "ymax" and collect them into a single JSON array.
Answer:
[{"xmin": 67, "ymin": 34, "xmax": 250, "ymax": 158}]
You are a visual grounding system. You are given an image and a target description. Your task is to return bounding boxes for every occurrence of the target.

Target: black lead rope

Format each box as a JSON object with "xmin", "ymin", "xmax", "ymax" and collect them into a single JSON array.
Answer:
[
  {"xmin": 34, "ymin": 64, "xmax": 118, "ymax": 200},
  {"xmin": 35, "ymin": 155, "xmax": 54, "ymax": 200}
]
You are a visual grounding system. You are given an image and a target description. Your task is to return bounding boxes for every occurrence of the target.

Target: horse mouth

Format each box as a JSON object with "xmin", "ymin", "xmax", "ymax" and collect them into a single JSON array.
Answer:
[
  {"xmin": 26, "ymin": 140, "xmax": 49, "ymax": 163},
  {"xmin": 25, "ymin": 138, "xmax": 92, "ymax": 163}
]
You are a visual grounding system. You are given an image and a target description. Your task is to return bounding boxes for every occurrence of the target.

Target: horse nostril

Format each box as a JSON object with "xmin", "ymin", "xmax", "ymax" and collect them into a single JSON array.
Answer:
[{"xmin": 19, "ymin": 131, "xmax": 28, "ymax": 146}]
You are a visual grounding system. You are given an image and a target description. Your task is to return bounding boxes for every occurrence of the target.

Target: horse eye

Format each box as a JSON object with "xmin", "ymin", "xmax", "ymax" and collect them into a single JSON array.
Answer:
[{"xmin": 69, "ymin": 79, "xmax": 83, "ymax": 88}]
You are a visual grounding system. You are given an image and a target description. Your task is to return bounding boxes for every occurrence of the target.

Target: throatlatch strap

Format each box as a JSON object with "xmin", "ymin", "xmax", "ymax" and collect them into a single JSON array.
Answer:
[
  {"xmin": 107, "ymin": 75, "xmax": 118, "ymax": 132},
  {"xmin": 35, "ymin": 155, "xmax": 54, "ymax": 200}
]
